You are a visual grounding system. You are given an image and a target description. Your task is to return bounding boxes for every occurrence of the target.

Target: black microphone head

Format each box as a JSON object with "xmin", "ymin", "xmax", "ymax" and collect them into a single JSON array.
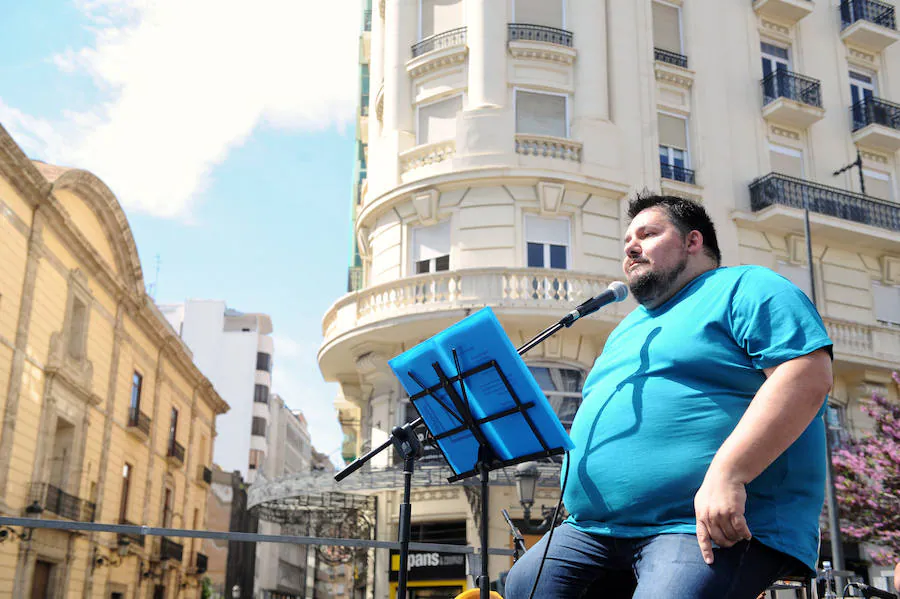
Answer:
[{"xmin": 608, "ymin": 281, "xmax": 628, "ymax": 302}]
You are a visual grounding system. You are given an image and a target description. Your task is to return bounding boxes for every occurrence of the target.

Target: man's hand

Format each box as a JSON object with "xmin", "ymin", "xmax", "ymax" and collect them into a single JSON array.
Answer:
[{"xmin": 694, "ymin": 468, "xmax": 752, "ymax": 565}]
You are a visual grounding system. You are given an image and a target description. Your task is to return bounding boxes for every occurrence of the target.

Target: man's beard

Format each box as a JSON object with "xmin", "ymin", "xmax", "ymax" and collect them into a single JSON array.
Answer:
[{"xmin": 628, "ymin": 256, "xmax": 688, "ymax": 306}]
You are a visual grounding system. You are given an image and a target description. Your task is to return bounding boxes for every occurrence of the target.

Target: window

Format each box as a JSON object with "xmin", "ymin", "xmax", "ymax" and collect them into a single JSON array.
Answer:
[
  {"xmin": 761, "ymin": 41, "xmax": 791, "ymax": 102},
  {"xmin": 417, "ymin": 95, "xmax": 462, "ymax": 145},
  {"xmin": 256, "ymin": 352, "xmax": 272, "ymax": 373},
  {"xmin": 826, "ymin": 403, "xmax": 851, "ymax": 449},
  {"xmin": 169, "ymin": 408, "xmax": 178, "ymax": 449},
  {"xmin": 249, "ymin": 449, "xmax": 264, "ymax": 470},
  {"xmin": 516, "ymin": 91, "xmax": 568, "ymax": 138},
  {"xmin": 411, "ymin": 221, "xmax": 451, "ymax": 274},
  {"xmin": 419, "ymin": 0, "xmax": 463, "ymax": 39},
  {"xmin": 130, "ymin": 372, "xmax": 143, "ymax": 412},
  {"xmin": 528, "ymin": 365, "xmax": 585, "ymax": 431},
  {"xmin": 850, "ymin": 69, "xmax": 876, "ymax": 128},
  {"xmin": 863, "ymin": 168, "xmax": 893, "ymax": 202},
  {"xmin": 769, "ymin": 145, "xmax": 804, "ymax": 178},
  {"xmin": 513, "ymin": 0, "xmax": 564, "ymax": 28},
  {"xmin": 872, "ymin": 281, "xmax": 900, "ymax": 325},
  {"xmin": 162, "ymin": 487, "xmax": 173, "ymax": 528},
  {"xmin": 119, "ymin": 463, "xmax": 132, "ymax": 523},
  {"xmin": 775, "ymin": 260, "xmax": 813, "ymax": 300},
  {"xmin": 67, "ymin": 297, "xmax": 88, "ymax": 359},
  {"xmin": 254, "ymin": 384, "xmax": 269, "ymax": 404},
  {"xmin": 525, "ymin": 215, "xmax": 569, "ymax": 269},
  {"xmin": 658, "ymin": 113, "xmax": 690, "ymax": 182},
  {"xmin": 652, "ymin": 1, "xmax": 682, "ymax": 54},
  {"xmin": 251, "ymin": 417, "xmax": 267, "ymax": 437}
]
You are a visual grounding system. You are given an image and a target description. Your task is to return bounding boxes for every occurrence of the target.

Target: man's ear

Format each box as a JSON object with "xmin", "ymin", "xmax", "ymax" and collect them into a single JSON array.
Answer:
[{"xmin": 686, "ymin": 230, "xmax": 705, "ymax": 255}]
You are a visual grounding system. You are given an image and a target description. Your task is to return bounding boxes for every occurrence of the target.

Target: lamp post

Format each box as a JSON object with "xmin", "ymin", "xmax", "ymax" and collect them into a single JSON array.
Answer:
[{"xmin": 514, "ymin": 462, "xmax": 557, "ymax": 535}]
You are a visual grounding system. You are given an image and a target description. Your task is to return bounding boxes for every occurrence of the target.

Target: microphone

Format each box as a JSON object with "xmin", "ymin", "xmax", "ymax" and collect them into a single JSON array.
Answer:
[{"xmin": 560, "ymin": 282, "xmax": 629, "ymax": 327}]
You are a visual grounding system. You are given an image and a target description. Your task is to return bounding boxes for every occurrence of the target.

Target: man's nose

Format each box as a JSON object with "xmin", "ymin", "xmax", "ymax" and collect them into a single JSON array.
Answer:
[{"xmin": 624, "ymin": 239, "xmax": 642, "ymax": 257}]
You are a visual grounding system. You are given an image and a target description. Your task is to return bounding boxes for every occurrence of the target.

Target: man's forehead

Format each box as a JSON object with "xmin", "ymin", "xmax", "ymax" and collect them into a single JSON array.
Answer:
[{"xmin": 626, "ymin": 207, "xmax": 670, "ymax": 231}]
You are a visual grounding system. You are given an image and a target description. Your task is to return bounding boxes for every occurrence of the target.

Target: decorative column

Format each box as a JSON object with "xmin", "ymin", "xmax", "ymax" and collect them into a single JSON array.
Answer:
[{"xmin": 380, "ymin": 0, "xmax": 417, "ymax": 187}]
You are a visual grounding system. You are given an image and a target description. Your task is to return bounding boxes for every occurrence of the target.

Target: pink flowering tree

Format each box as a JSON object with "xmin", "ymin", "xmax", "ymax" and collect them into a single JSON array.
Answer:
[{"xmin": 829, "ymin": 372, "xmax": 900, "ymax": 565}]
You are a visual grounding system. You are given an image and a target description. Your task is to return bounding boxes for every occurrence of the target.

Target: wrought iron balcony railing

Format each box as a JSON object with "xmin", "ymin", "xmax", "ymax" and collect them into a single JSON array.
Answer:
[
  {"xmin": 661, "ymin": 163, "xmax": 696, "ymax": 185},
  {"xmin": 654, "ymin": 47, "xmax": 688, "ymax": 68},
  {"xmin": 30, "ymin": 483, "xmax": 96, "ymax": 522},
  {"xmin": 749, "ymin": 172, "xmax": 900, "ymax": 232},
  {"xmin": 762, "ymin": 70, "xmax": 823, "ymax": 108},
  {"xmin": 508, "ymin": 23, "xmax": 573, "ymax": 47},
  {"xmin": 127, "ymin": 407, "xmax": 151, "ymax": 437},
  {"xmin": 851, "ymin": 96, "xmax": 900, "ymax": 131},
  {"xmin": 167, "ymin": 440, "xmax": 185, "ymax": 465},
  {"xmin": 118, "ymin": 520, "xmax": 146, "ymax": 548},
  {"xmin": 411, "ymin": 27, "xmax": 467, "ymax": 58},
  {"xmin": 159, "ymin": 537, "xmax": 184, "ymax": 562},
  {"xmin": 840, "ymin": 0, "xmax": 897, "ymax": 29},
  {"xmin": 200, "ymin": 466, "xmax": 212, "ymax": 485}
]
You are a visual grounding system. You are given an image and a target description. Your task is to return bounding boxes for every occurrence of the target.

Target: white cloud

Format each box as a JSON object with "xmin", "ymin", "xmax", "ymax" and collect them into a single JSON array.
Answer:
[
  {"xmin": 270, "ymin": 334, "xmax": 344, "ymax": 467},
  {"xmin": 4, "ymin": 0, "xmax": 360, "ymax": 217}
]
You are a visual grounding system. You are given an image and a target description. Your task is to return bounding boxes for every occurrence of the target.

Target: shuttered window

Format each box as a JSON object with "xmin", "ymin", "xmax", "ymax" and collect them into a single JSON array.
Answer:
[
  {"xmin": 658, "ymin": 113, "xmax": 687, "ymax": 150},
  {"xmin": 525, "ymin": 215, "xmax": 569, "ymax": 269},
  {"xmin": 514, "ymin": 0, "xmax": 564, "ymax": 28},
  {"xmin": 652, "ymin": 2, "xmax": 682, "ymax": 54},
  {"xmin": 769, "ymin": 146, "xmax": 804, "ymax": 178},
  {"xmin": 863, "ymin": 169, "xmax": 893, "ymax": 202},
  {"xmin": 417, "ymin": 95, "xmax": 462, "ymax": 145},
  {"xmin": 872, "ymin": 281, "xmax": 900, "ymax": 325},
  {"xmin": 516, "ymin": 91, "xmax": 568, "ymax": 138},
  {"xmin": 412, "ymin": 221, "xmax": 451, "ymax": 273},
  {"xmin": 420, "ymin": 0, "xmax": 464, "ymax": 39}
]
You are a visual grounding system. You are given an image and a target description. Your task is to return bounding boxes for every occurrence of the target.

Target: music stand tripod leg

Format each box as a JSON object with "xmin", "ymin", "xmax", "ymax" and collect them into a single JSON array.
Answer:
[{"xmin": 390, "ymin": 423, "xmax": 423, "ymax": 599}]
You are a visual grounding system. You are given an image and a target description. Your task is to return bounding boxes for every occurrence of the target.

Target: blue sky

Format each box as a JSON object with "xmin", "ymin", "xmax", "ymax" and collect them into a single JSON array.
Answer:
[{"xmin": 0, "ymin": 0, "xmax": 362, "ymax": 467}]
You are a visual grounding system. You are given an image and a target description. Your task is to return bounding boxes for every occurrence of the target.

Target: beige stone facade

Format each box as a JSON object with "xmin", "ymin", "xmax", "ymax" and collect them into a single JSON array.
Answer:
[
  {"xmin": 0, "ymin": 123, "xmax": 228, "ymax": 598},
  {"xmin": 322, "ymin": 0, "xmax": 900, "ymax": 595}
]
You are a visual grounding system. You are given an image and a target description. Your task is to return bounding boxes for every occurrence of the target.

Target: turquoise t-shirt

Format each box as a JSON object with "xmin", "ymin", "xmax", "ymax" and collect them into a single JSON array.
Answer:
[{"xmin": 563, "ymin": 265, "xmax": 833, "ymax": 571}]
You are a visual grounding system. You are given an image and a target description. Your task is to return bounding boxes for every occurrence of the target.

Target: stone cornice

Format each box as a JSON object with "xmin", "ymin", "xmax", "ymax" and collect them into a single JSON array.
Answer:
[
  {"xmin": 508, "ymin": 40, "xmax": 576, "ymax": 65},
  {"xmin": 654, "ymin": 61, "xmax": 695, "ymax": 89},
  {"xmin": 406, "ymin": 45, "xmax": 467, "ymax": 79},
  {"xmin": 0, "ymin": 125, "xmax": 51, "ymax": 208}
]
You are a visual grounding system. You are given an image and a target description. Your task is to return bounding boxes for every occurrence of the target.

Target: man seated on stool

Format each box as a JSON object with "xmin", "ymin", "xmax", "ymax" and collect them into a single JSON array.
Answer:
[{"xmin": 504, "ymin": 194, "xmax": 834, "ymax": 599}]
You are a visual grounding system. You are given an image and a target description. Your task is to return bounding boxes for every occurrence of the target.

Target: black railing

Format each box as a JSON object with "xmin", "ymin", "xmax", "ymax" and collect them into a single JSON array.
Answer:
[
  {"xmin": 749, "ymin": 172, "xmax": 900, "ymax": 232},
  {"xmin": 661, "ymin": 163, "xmax": 696, "ymax": 185},
  {"xmin": 201, "ymin": 466, "xmax": 212, "ymax": 485},
  {"xmin": 508, "ymin": 23, "xmax": 573, "ymax": 47},
  {"xmin": 654, "ymin": 47, "xmax": 688, "ymax": 68},
  {"xmin": 159, "ymin": 537, "xmax": 184, "ymax": 562},
  {"xmin": 411, "ymin": 27, "xmax": 467, "ymax": 57},
  {"xmin": 851, "ymin": 96, "xmax": 900, "ymax": 131},
  {"xmin": 118, "ymin": 520, "xmax": 145, "ymax": 548},
  {"xmin": 841, "ymin": 0, "xmax": 897, "ymax": 29},
  {"xmin": 30, "ymin": 483, "xmax": 96, "ymax": 522},
  {"xmin": 127, "ymin": 407, "xmax": 151, "ymax": 436},
  {"xmin": 195, "ymin": 552, "xmax": 208, "ymax": 574},
  {"xmin": 761, "ymin": 70, "xmax": 822, "ymax": 108},
  {"xmin": 167, "ymin": 440, "xmax": 185, "ymax": 465},
  {"xmin": 363, "ymin": 9, "xmax": 372, "ymax": 31}
]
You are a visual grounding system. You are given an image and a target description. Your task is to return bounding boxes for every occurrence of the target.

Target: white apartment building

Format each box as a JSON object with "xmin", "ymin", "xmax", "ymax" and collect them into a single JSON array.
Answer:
[
  {"xmin": 254, "ymin": 395, "xmax": 313, "ymax": 599},
  {"xmin": 160, "ymin": 300, "xmax": 275, "ymax": 481},
  {"xmin": 320, "ymin": 0, "xmax": 900, "ymax": 596}
]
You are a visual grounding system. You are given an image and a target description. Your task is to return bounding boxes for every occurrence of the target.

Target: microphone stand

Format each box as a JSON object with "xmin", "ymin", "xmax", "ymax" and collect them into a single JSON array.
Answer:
[{"xmin": 334, "ymin": 289, "xmax": 624, "ymax": 599}]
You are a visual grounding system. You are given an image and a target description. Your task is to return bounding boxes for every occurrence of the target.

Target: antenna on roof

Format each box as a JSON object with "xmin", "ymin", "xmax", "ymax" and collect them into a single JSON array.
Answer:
[{"xmin": 147, "ymin": 254, "xmax": 162, "ymax": 300}]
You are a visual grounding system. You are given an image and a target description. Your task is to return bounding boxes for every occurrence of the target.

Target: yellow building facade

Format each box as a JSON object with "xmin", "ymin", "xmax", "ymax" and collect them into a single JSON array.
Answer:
[{"xmin": 0, "ymin": 123, "xmax": 228, "ymax": 599}]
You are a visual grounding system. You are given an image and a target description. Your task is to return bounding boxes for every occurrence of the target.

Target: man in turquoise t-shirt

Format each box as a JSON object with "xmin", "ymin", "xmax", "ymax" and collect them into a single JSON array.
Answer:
[{"xmin": 506, "ymin": 195, "xmax": 833, "ymax": 599}]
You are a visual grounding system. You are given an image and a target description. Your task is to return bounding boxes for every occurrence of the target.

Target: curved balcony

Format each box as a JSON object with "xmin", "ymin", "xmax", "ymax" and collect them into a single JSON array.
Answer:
[
  {"xmin": 825, "ymin": 318, "xmax": 900, "ymax": 370},
  {"xmin": 320, "ymin": 268, "xmax": 622, "ymax": 374}
]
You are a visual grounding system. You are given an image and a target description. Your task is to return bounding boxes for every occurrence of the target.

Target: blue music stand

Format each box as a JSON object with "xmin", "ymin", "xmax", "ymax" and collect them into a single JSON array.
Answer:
[{"xmin": 388, "ymin": 307, "xmax": 573, "ymax": 598}]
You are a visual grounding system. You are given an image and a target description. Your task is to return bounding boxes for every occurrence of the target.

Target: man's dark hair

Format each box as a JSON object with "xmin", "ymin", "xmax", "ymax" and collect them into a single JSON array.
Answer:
[{"xmin": 626, "ymin": 193, "xmax": 722, "ymax": 266}]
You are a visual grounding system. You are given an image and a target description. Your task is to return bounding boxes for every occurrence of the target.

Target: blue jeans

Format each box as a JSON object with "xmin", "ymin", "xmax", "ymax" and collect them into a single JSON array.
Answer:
[{"xmin": 504, "ymin": 524, "xmax": 804, "ymax": 599}]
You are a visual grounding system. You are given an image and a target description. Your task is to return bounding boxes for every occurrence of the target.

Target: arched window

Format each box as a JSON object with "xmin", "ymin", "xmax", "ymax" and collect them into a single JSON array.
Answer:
[{"xmin": 527, "ymin": 364, "xmax": 585, "ymax": 431}]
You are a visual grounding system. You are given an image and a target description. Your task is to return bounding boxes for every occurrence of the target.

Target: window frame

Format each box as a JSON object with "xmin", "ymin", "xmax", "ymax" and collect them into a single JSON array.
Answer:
[
  {"xmin": 514, "ymin": 88, "xmax": 571, "ymax": 139},
  {"xmin": 526, "ymin": 361, "xmax": 586, "ymax": 431},
  {"xmin": 652, "ymin": 0, "xmax": 684, "ymax": 55},
  {"xmin": 415, "ymin": 92, "xmax": 464, "ymax": 146},
  {"xmin": 130, "ymin": 372, "xmax": 143, "ymax": 412},
  {"xmin": 118, "ymin": 462, "xmax": 132, "ymax": 524},
  {"xmin": 657, "ymin": 110, "xmax": 691, "ymax": 172},
  {"xmin": 524, "ymin": 214, "xmax": 571, "ymax": 270},
  {"xmin": 511, "ymin": 0, "xmax": 566, "ymax": 28},
  {"xmin": 410, "ymin": 220, "xmax": 452, "ymax": 275}
]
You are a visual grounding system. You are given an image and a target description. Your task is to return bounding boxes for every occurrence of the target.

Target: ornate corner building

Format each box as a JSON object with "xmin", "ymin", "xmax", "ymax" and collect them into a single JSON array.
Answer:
[
  {"xmin": 0, "ymin": 124, "xmax": 229, "ymax": 598},
  {"xmin": 318, "ymin": 0, "xmax": 900, "ymax": 596}
]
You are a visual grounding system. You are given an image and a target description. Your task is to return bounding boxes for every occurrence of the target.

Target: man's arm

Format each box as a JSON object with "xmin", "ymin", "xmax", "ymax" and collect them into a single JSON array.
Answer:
[{"xmin": 694, "ymin": 348, "xmax": 833, "ymax": 564}]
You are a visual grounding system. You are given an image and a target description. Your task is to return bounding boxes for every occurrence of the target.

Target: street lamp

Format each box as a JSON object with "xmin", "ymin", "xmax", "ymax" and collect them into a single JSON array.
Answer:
[{"xmin": 514, "ymin": 462, "xmax": 557, "ymax": 534}]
